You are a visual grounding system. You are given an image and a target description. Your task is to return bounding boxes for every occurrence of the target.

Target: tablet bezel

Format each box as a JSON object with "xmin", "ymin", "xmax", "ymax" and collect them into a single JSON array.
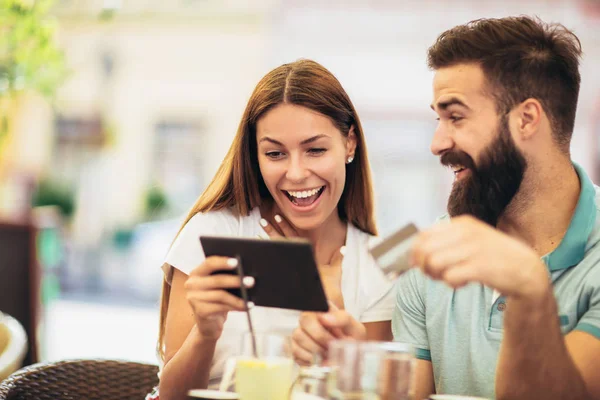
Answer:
[{"xmin": 199, "ymin": 236, "xmax": 329, "ymax": 312}]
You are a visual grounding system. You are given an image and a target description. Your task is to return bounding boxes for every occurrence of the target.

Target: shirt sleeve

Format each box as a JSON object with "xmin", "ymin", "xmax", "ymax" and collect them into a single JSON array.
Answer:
[
  {"xmin": 355, "ymin": 234, "xmax": 395, "ymax": 324},
  {"xmin": 358, "ymin": 280, "xmax": 395, "ymax": 323},
  {"xmin": 574, "ymin": 270, "xmax": 600, "ymax": 340},
  {"xmin": 161, "ymin": 212, "xmax": 222, "ymax": 282},
  {"xmin": 392, "ymin": 268, "xmax": 431, "ymax": 361}
]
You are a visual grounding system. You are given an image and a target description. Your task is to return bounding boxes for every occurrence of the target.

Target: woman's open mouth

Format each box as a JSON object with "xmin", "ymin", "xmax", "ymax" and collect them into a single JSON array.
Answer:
[{"xmin": 283, "ymin": 186, "xmax": 325, "ymax": 208}]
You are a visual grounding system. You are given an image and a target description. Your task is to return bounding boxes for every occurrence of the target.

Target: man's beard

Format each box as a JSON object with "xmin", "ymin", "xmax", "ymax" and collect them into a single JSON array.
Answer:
[{"xmin": 441, "ymin": 116, "xmax": 528, "ymax": 227}]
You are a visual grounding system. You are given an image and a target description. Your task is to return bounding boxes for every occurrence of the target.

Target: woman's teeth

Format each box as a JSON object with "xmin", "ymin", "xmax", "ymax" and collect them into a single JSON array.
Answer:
[
  {"xmin": 286, "ymin": 187, "xmax": 322, "ymax": 199},
  {"xmin": 284, "ymin": 186, "xmax": 325, "ymax": 207}
]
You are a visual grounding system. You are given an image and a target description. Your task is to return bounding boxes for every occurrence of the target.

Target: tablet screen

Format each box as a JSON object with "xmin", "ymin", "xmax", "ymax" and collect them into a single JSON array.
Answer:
[{"xmin": 200, "ymin": 236, "xmax": 329, "ymax": 312}]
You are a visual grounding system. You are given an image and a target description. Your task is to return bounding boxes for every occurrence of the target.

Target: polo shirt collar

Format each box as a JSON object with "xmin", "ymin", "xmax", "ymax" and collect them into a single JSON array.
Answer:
[{"xmin": 543, "ymin": 162, "xmax": 597, "ymax": 272}]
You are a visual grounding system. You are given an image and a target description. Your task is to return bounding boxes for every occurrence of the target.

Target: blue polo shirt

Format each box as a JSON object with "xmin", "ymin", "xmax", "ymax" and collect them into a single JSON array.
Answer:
[{"xmin": 392, "ymin": 163, "xmax": 600, "ymax": 399}]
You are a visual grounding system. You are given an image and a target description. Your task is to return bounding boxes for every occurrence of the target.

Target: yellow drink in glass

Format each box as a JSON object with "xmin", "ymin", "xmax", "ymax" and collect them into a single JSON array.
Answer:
[{"xmin": 235, "ymin": 357, "xmax": 294, "ymax": 400}]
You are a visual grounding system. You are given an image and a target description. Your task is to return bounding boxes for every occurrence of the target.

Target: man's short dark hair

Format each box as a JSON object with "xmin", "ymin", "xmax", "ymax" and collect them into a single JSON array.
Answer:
[{"xmin": 427, "ymin": 16, "xmax": 582, "ymax": 151}]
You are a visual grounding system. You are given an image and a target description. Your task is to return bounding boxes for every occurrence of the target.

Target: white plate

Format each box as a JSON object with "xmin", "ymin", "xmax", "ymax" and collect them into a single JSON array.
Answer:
[
  {"xmin": 290, "ymin": 393, "xmax": 328, "ymax": 400},
  {"xmin": 187, "ymin": 389, "xmax": 239, "ymax": 399},
  {"xmin": 429, "ymin": 395, "xmax": 491, "ymax": 400},
  {"xmin": 188, "ymin": 389, "xmax": 327, "ymax": 400}
]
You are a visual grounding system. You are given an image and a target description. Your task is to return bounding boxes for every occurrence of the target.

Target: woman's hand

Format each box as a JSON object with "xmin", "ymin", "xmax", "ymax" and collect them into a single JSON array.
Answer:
[
  {"xmin": 260, "ymin": 213, "xmax": 299, "ymax": 238},
  {"xmin": 291, "ymin": 304, "xmax": 366, "ymax": 365},
  {"xmin": 184, "ymin": 256, "xmax": 254, "ymax": 340}
]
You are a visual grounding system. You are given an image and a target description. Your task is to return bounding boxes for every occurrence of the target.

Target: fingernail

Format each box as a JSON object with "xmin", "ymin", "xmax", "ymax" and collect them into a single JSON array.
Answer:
[
  {"xmin": 247, "ymin": 301, "xmax": 255, "ymax": 308},
  {"xmin": 340, "ymin": 246, "xmax": 346, "ymax": 256},
  {"xmin": 242, "ymin": 276, "xmax": 255, "ymax": 288},
  {"xmin": 259, "ymin": 218, "xmax": 268, "ymax": 228},
  {"xmin": 274, "ymin": 214, "xmax": 282, "ymax": 223},
  {"xmin": 227, "ymin": 258, "xmax": 238, "ymax": 268}
]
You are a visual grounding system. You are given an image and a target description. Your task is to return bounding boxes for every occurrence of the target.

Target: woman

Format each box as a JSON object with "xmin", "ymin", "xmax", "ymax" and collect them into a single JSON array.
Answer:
[{"xmin": 155, "ymin": 59, "xmax": 394, "ymax": 400}]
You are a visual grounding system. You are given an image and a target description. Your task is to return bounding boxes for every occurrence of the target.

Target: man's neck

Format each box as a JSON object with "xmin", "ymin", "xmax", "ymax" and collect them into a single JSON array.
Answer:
[{"xmin": 497, "ymin": 159, "xmax": 581, "ymax": 257}]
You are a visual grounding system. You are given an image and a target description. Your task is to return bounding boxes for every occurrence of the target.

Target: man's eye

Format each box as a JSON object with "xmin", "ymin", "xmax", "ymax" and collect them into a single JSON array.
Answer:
[{"xmin": 435, "ymin": 115, "xmax": 463, "ymax": 123}]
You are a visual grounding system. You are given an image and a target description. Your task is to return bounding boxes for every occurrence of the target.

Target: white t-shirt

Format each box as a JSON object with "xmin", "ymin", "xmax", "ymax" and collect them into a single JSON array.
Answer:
[{"xmin": 162, "ymin": 207, "xmax": 395, "ymax": 388}]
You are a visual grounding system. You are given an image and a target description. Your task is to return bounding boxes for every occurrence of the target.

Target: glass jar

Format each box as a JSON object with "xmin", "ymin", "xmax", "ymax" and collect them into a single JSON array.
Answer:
[{"xmin": 292, "ymin": 365, "xmax": 334, "ymax": 399}]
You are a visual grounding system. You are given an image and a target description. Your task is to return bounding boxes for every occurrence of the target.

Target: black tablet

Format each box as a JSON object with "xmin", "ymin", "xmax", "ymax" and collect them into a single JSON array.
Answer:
[{"xmin": 199, "ymin": 236, "xmax": 329, "ymax": 312}]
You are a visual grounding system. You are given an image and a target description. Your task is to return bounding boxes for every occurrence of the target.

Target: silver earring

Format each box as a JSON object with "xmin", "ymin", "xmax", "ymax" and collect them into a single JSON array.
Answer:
[{"xmin": 347, "ymin": 156, "xmax": 354, "ymax": 163}]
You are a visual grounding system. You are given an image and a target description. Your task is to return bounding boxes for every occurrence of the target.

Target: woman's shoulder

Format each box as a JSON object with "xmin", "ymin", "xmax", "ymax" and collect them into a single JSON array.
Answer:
[
  {"xmin": 345, "ymin": 224, "xmax": 380, "ymax": 273},
  {"xmin": 344, "ymin": 224, "xmax": 395, "ymax": 322},
  {"xmin": 346, "ymin": 224, "xmax": 392, "ymax": 287},
  {"xmin": 163, "ymin": 207, "xmax": 261, "ymax": 277},
  {"xmin": 184, "ymin": 207, "xmax": 261, "ymax": 235},
  {"xmin": 348, "ymin": 223, "xmax": 378, "ymax": 250}
]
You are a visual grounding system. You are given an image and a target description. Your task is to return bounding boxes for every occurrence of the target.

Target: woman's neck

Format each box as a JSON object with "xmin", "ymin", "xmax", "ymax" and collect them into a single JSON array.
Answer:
[
  {"xmin": 261, "ymin": 201, "xmax": 347, "ymax": 265},
  {"xmin": 296, "ymin": 211, "xmax": 348, "ymax": 265}
]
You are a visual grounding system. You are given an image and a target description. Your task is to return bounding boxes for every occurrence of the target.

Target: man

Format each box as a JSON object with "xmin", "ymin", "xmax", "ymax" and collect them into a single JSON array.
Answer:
[{"xmin": 290, "ymin": 16, "xmax": 600, "ymax": 400}]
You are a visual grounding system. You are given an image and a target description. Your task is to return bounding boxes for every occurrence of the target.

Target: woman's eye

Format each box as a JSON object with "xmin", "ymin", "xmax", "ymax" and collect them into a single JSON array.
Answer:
[
  {"xmin": 265, "ymin": 151, "xmax": 285, "ymax": 159},
  {"xmin": 308, "ymin": 148, "xmax": 327, "ymax": 155}
]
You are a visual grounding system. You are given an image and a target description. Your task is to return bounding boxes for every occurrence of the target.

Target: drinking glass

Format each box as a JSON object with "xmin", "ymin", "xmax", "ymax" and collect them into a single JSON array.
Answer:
[
  {"xmin": 234, "ymin": 332, "xmax": 294, "ymax": 400},
  {"xmin": 327, "ymin": 340, "xmax": 415, "ymax": 400},
  {"xmin": 376, "ymin": 342, "xmax": 415, "ymax": 400}
]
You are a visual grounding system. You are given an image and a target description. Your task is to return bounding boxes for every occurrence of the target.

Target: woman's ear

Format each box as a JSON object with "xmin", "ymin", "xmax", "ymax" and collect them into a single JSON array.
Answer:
[{"xmin": 346, "ymin": 125, "xmax": 357, "ymax": 159}]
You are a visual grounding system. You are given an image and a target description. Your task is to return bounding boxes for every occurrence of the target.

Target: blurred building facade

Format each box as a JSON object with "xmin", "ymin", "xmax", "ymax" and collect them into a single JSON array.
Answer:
[
  {"xmin": 1, "ymin": 0, "xmax": 599, "ymax": 363},
  {"xmin": 49, "ymin": 0, "xmax": 600, "ymax": 236}
]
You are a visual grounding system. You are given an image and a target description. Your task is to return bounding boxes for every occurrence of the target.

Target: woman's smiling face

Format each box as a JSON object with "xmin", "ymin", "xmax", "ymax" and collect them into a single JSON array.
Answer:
[{"xmin": 256, "ymin": 103, "xmax": 356, "ymax": 231}]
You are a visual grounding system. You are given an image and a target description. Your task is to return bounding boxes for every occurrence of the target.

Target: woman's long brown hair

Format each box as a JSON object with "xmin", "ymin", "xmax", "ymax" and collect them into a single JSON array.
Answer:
[{"xmin": 157, "ymin": 59, "xmax": 377, "ymax": 360}]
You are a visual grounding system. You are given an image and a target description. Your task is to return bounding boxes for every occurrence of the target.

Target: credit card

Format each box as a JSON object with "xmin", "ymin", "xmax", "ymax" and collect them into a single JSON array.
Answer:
[{"xmin": 370, "ymin": 223, "xmax": 419, "ymax": 279}]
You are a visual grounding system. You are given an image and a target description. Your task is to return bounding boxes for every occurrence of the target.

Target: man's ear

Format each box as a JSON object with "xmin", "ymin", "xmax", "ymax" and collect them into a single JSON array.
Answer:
[{"xmin": 513, "ymin": 98, "xmax": 543, "ymax": 141}]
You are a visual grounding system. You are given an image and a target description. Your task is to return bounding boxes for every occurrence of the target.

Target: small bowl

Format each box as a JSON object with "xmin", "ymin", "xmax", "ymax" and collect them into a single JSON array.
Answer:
[{"xmin": 188, "ymin": 389, "xmax": 239, "ymax": 399}]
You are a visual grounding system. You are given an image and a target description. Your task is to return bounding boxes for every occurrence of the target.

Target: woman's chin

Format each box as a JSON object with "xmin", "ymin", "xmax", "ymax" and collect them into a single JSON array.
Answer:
[
  {"xmin": 284, "ymin": 210, "xmax": 335, "ymax": 233},
  {"xmin": 273, "ymin": 198, "xmax": 333, "ymax": 233},
  {"xmin": 287, "ymin": 218, "xmax": 322, "ymax": 232}
]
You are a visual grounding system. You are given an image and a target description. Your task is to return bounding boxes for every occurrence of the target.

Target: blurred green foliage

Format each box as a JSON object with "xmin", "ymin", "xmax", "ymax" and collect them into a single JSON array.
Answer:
[
  {"xmin": 144, "ymin": 185, "xmax": 168, "ymax": 219},
  {"xmin": 31, "ymin": 178, "xmax": 75, "ymax": 218},
  {"xmin": 0, "ymin": 0, "xmax": 67, "ymax": 142},
  {"xmin": 0, "ymin": 0, "xmax": 66, "ymax": 98}
]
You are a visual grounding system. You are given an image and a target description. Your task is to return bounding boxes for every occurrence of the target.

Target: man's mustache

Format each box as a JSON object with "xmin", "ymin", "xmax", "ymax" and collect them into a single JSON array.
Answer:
[{"xmin": 440, "ymin": 151, "xmax": 476, "ymax": 171}]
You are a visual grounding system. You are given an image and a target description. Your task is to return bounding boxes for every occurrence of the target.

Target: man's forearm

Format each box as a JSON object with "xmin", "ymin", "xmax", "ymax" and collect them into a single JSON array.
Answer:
[{"xmin": 495, "ymin": 288, "xmax": 589, "ymax": 400}]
